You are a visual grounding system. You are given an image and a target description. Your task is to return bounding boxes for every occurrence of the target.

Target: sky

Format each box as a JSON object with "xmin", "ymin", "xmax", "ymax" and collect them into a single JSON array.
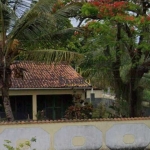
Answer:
[{"xmin": 71, "ymin": 18, "xmax": 80, "ymax": 27}]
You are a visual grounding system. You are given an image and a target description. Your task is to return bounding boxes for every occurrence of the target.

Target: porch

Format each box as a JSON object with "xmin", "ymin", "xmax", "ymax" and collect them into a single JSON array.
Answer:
[{"xmin": 0, "ymin": 89, "xmax": 85, "ymax": 120}]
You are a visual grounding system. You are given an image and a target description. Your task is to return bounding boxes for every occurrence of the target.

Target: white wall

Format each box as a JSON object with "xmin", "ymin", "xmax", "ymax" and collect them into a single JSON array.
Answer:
[
  {"xmin": 86, "ymin": 89, "xmax": 115, "ymax": 100},
  {"xmin": 0, "ymin": 119, "xmax": 149, "ymax": 150}
]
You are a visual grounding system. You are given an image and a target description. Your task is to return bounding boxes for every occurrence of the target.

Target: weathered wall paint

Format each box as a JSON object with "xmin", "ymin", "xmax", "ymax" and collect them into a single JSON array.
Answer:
[
  {"xmin": 54, "ymin": 126, "xmax": 102, "ymax": 150},
  {"xmin": 106, "ymin": 124, "xmax": 150, "ymax": 150},
  {"xmin": 0, "ymin": 128, "xmax": 50, "ymax": 150},
  {"xmin": 0, "ymin": 120, "xmax": 150, "ymax": 150}
]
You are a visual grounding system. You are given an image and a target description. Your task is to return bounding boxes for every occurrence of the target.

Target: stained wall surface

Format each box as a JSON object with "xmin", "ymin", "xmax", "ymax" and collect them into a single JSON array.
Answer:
[{"xmin": 0, "ymin": 118, "xmax": 150, "ymax": 150}]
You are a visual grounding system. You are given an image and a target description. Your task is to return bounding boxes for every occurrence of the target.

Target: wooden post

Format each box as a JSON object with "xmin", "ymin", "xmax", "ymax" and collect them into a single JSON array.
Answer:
[{"xmin": 32, "ymin": 94, "xmax": 37, "ymax": 120}]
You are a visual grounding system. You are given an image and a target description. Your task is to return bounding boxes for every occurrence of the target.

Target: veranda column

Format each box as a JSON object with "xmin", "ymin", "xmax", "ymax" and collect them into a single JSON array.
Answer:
[{"xmin": 32, "ymin": 94, "xmax": 37, "ymax": 120}]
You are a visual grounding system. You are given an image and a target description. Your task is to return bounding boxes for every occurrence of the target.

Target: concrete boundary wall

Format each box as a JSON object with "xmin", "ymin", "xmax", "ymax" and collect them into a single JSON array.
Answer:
[{"xmin": 0, "ymin": 118, "xmax": 150, "ymax": 150}]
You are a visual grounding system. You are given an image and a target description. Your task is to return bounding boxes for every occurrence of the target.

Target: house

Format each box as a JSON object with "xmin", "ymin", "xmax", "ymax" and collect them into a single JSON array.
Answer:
[
  {"xmin": 86, "ymin": 88, "xmax": 115, "ymax": 107},
  {"xmin": 0, "ymin": 61, "xmax": 91, "ymax": 120}
]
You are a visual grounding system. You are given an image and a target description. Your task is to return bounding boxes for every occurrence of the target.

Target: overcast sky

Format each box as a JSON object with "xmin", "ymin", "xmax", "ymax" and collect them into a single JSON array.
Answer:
[{"xmin": 71, "ymin": 18, "xmax": 79, "ymax": 27}]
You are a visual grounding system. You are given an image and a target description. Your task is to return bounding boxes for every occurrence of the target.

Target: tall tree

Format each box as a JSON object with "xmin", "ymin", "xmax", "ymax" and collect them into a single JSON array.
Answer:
[
  {"xmin": 71, "ymin": 0, "xmax": 150, "ymax": 117},
  {"xmin": 0, "ymin": 0, "xmax": 82, "ymax": 121}
]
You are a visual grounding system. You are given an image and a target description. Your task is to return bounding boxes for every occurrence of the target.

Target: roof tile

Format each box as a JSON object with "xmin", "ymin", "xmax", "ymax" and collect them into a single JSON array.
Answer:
[{"xmin": 10, "ymin": 61, "xmax": 90, "ymax": 89}]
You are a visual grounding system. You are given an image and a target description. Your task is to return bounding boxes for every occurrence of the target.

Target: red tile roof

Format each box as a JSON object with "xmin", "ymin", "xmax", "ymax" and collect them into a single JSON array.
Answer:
[{"xmin": 10, "ymin": 61, "xmax": 90, "ymax": 89}]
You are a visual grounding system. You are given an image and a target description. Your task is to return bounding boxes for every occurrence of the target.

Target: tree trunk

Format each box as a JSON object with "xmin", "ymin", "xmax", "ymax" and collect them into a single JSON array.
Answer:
[
  {"xmin": 113, "ymin": 69, "xmax": 143, "ymax": 117},
  {"xmin": 1, "ymin": 67, "xmax": 14, "ymax": 121},
  {"xmin": 129, "ymin": 89, "xmax": 138, "ymax": 117},
  {"xmin": 129, "ymin": 87, "xmax": 143, "ymax": 117},
  {"xmin": 1, "ymin": 86, "xmax": 14, "ymax": 121}
]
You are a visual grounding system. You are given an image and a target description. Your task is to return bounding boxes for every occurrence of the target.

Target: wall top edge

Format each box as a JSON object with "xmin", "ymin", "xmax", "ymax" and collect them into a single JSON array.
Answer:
[{"xmin": 0, "ymin": 117, "xmax": 150, "ymax": 125}]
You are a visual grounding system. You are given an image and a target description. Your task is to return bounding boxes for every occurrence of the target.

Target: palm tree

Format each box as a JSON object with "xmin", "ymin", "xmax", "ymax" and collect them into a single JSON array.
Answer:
[{"xmin": 0, "ymin": 0, "xmax": 82, "ymax": 121}]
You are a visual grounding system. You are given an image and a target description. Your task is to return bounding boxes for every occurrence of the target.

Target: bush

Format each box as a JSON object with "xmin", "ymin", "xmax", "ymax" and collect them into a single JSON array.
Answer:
[
  {"xmin": 3, "ymin": 137, "xmax": 36, "ymax": 150},
  {"xmin": 92, "ymin": 103, "xmax": 109, "ymax": 118},
  {"xmin": 65, "ymin": 94, "xmax": 93, "ymax": 119}
]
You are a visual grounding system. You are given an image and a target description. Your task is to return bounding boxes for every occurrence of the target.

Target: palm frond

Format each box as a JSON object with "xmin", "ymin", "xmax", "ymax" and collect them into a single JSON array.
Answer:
[
  {"xmin": 8, "ymin": 0, "xmax": 32, "ymax": 15},
  {"xmin": 0, "ymin": 1, "xmax": 15, "ymax": 30},
  {"xmin": 8, "ymin": 0, "xmax": 56, "ymax": 38},
  {"xmin": 0, "ymin": 0, "xmax": 84, "ymax": 65},
  {"xmin": 56, "ymin": 2, "xmax": 82, "ymax": 18},
  {"xmin": 5, "ymin": 1, "xmax": 82, "ymax": 54},
  {"xmin": 51, "ymin": 27, "xmax": 83, "ymax": 39},
  {"xmin": 23, "ymin": 49, "xmax": 83, "ymax": 64}
]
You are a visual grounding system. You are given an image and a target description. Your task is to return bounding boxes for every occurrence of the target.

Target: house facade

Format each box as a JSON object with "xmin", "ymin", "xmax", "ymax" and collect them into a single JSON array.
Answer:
[
  {"xmin": 0, "ymin": 61, "xmax": 91, "ymax": 120},
  {"xmin": 86, "ymin": 89, "xmax": 115, "ymax": 107}
]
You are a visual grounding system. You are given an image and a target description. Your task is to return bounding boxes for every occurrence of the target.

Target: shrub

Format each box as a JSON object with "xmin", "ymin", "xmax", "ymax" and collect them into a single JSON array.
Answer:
[
  {"xmin": 65, "ymin": 94, "xmax": 93, "ymax": 119},
  {"xmin": 3, "ymin": 137, "xmax": 36, "ymax": 150}
]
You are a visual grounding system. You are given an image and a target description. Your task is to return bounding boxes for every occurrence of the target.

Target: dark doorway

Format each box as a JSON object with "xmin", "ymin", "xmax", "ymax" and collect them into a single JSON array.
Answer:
[
  {"xmin": 0, "ymin": 96, "xmax": 32, "ymax": 120},
  {"xmin": 10, "ymin": 96, "xmax": 32, "ymax": 120},
  {"xmin": 37, "ymin": 95, "xmax": 73, "ymax": 120}
]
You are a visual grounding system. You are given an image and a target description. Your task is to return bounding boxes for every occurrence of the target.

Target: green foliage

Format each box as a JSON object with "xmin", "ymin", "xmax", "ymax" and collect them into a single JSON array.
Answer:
[
  {"xmin": 65, "ymin": 94, "xmax": 93, "ymax": 119},
  {"xmin": 109, "ymin": 99, "xmax": 130, "ymax": 118},
  {"xmin": 3, "ymin": 137, "xmax": 36, "ymax": 150},
  {"xmin": 0, "ymin": 0, "xmax": 83, "ymax": 64},
  {"xmin": 142, "ymin": 90, "xmax": 150, "ymax": 101},
  {"xmin": 81, "ymin": 3, "xmax": 98, "ymax": 17},
  {"xmin": 92, "ymin": 103, "xmax": 109, "ymax": 118},
  {"xmin": 35, "ymin": 110, "xmax": 46, "ymax": 120},
  {"xmin": 67, "ymin": 0, "xmax": 150, "ymax": 116}
]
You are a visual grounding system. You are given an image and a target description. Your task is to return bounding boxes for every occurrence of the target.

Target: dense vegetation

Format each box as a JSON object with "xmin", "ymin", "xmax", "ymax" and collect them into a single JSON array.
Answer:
[
  {"xmin": 67, "ymin": 0, "xmax": 150, "ymax": 117},
  {"xmin": 1, "ymin": 0, "xmax": 150, "ymax": 119}
]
